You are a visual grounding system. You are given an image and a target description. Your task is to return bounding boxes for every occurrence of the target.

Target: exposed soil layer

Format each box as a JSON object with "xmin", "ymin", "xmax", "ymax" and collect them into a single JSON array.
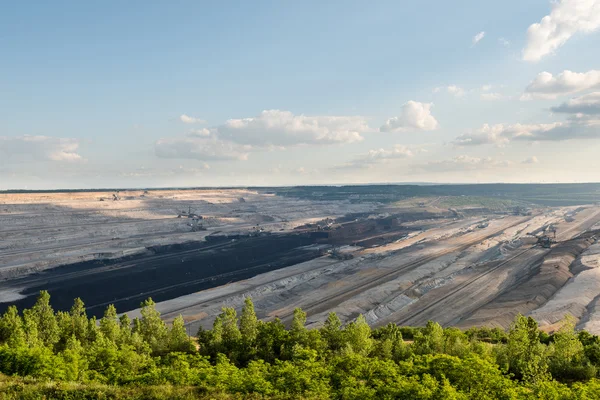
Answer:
[
  {"xmin": 0, "ymin": 234, "xmax": 319, "ymax": 318},
  {"xmin": 458, "ymin": 233, "xmax": 597, "ymax": 329},
  {"xmin": 3, "ymin": 188, "xmax": 600, "ymax": 334}
]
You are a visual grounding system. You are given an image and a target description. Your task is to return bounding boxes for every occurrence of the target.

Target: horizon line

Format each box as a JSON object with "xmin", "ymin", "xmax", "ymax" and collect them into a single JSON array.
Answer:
[{"xmin": 3, "ymin": 181, "xmax": 600, "ymax": 193}]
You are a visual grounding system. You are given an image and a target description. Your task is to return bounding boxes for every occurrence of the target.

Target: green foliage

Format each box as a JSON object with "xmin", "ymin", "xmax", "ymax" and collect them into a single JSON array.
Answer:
[
  {"xmin": 28, "ymin": 290, "xmax": 60, "ymax": 348},
  {"xmin": 496, "ymin": 314, "xmax": 551, "ymax": 382},
  {"xmin": 168, "ymin": 315, "xmax": 196, "ymax": 353},
  {"xmin": 99, "ymin": 304, "xmax": 120, "ymax": 343},
  {"xmin": 322, "ymin": 312, "xmax": 344, "ymax": 352},
  {"xmin": 342, "ymin": 314, "xmax": 373, "ymax": 356},
  {"xmin": 3, "ymin": 293, "xmax": 600, "ymax": 399},
  {"xmin": 239, "ymin": 297, "xmax": 258, "ymax": 345},
  {"xmin": 138, "ymin": 298, "xmax": 169, "ymax": 354}
]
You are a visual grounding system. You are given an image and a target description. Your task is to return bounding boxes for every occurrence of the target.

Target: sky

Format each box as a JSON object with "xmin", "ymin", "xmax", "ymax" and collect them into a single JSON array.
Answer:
[{"xmin": 1, "ymin": 0, "xmax": 600, "ymax": 189}]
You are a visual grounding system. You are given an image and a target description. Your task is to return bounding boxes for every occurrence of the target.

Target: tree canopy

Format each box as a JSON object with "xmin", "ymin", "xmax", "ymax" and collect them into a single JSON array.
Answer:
[{"xmin": 1, "ymin": 291, "xmax": 600, "ymax": 399}]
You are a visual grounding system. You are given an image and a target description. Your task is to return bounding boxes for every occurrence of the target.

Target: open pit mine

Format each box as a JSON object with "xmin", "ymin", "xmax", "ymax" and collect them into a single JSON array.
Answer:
[{"xmin": 2, "ymin": 184, "xmax": 600, "ymax": 335}]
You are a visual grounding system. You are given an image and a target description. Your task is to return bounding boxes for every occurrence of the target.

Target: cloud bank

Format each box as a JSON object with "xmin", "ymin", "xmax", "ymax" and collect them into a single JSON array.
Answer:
[
  {"xmin": 551, "ymin": 92, "xmax": 600, "ymax": 114},
  {"xmin": 215, "ymin": 110, "xmax": 368, "ymax": 146},
  {"xmin": 522, "ymin": 70, "xmax": 600, "ymax": 100},
  {"xmin": 0, "ymin": 135, "xmax": 83, "ymax": 162},
  {"xmin": 454, "ymin": 119, "xmax": 600, "ymax": 145}
]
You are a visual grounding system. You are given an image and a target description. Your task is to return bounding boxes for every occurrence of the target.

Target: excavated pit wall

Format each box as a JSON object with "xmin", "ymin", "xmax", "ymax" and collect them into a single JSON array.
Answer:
[{"xmin": 459, "ymin": 233, "xmax": 597, "ymax": 329}]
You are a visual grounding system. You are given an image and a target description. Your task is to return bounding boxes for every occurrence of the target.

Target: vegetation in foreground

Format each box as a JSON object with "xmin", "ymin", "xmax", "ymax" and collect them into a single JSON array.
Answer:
[{"xmin": 2, "ymin": 292, "xmax": 600, "ymax": 398}]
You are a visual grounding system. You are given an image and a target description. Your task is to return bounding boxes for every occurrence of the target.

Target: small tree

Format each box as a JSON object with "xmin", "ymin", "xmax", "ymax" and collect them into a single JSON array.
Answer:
[
  {"xmin": 321, "ymin": 312, "xmax": 344, "ymax": 352},
  {"xmin": 30, "ymin": 291, "xmax": 59, "ymax": 348},
  {"xmin": 100, "ymin": 304, "xmax": 120, "ymax": 344},
  {"xmin": 413, "ymin": 321, "xmax": 444, "ymax": 355},
  {"xmin": 168, "ymin": 315, "xmax": 195, "ymax": 353},
  {"xmin": 549, "ymin": 316, "xmax": 593, "ymax": 380},
  {"xmin": 498, "ymin": 314, "xmax": 549, "ymax": 382},
  {"xmin": 220, "ymin": 307, "xmax": 242, "ymax": 344},
  {"xmin": 69, "ymin": 298, "xmax": 88, "ymax": 344},
  {"xmin": 290, "ymin": 308, "xmax": 308, "ymax": 346},
  {"xmin": 240, "ymin": 297, "xmax": 258, "ymax": 344},
  {"xmin": 139, "ymin": 298, "xmax": 168, "ymax": 353},
  {"xmin": 0, "ymin": 306, "xmax": 26, "ymax": 347},
  {"xmin": 118, "ymin": 314, "xmax": 132, "ymax": 346},
  {"xmin": 343, "ymin": 314, "xmax": 372, "ymax": 356}
]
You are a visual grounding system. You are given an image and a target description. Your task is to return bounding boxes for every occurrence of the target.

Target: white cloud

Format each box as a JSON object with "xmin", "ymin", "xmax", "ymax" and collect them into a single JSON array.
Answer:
[
  {"xmin": 522, "ymin": 70, "xmax": 600, "ymax": 99},
  {"xmin": 0, "ymin": 135, "xmax": 83, "ymax": 162},
  {"xmin": 480, "ymin": 92, "xmax": 506, "ymax": 101},
  {"xmin": 551, "ymin": 91, "xmax": 600, "ymax": 114},
  {"xmin": 214, "ymin": 110, "xmax": 369, "ymax": 146},
  {"xmin": 453, "ymin": 124, "xmax": 513, "ymax": 146},
  {"xmin": 380, "ymin": 101, "xmax": 439, "ymax": 132},
  {"xmin": 156, "ymin": 109, "xmax": 374, "ymax": 162},
  {"xmin": 154, "ymin": 137, "xmax": 250, "ymax": 161},
  {"xmin": 481, "ymin": 85, "xmax": 493, "ymax": 92},
  {"xmin": 414, "ymin": 155, "xmax": 510, "ymax": 173},
  {"xmin": 188, "ymin": 128, "xmax": 212, "ymax": 137},
  {"xmin": 472, "ymin": 31, "xmax": 486, "ymax": 45},
  {"xmin": 335, "ymin": 145, "xmax": 415, "ymax": 170},
  {"xmin": 447, "ymin": 85, "xmax": 465, "ymax": 97},
  {"xmin": 454, "ymin": 119, "xmax": 600, "ymax": 145},
  {"xmin": 523, "ymin": 0, "xmax": 600, "ymax": 62},
  {"xmin": 522, "ymin": 156, "xmax": 539, "ymax": 164},
  {"xmin": 448, "ymin": 85, "xmax": 465, "ymax": 97},
  {"xmin": 434, "ymin": 85, "xmax": 465, "ymax": 97},
  {"xmin": 498, "ymin": 37, "xmax": 510, "ymax": 47},
  {"xmin": 180, "ymin": 114, "xmax": 206, "ymax": 124}
]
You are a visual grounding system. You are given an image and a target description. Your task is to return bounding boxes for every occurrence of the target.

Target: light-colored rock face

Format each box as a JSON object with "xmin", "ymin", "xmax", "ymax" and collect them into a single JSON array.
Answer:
[{"xmin": 530, "ymin": 243, "xmax": 600, "ymax": 334}]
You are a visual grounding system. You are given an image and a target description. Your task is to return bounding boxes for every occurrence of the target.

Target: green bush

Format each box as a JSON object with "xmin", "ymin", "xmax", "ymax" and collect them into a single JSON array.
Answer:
[{"xmin": 1, "ymin": 291, "xmax": 600, "ymax": 399}]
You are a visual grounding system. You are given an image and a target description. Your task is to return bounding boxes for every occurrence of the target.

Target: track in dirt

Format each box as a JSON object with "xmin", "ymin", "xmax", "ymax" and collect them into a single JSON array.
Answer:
[
  {"xmin": 381, "ymin": 211, "xmax": 600, "ymax": 328},
  {"xmin": 388, "ymin": 246, "xmax": 544, "ymax": 327},
  {"xmin": 273, "ymin": 217, "xmax": 533, "ymax": 324}
]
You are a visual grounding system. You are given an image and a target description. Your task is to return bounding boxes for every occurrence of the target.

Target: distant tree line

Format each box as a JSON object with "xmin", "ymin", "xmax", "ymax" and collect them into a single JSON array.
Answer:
[{"xmin": 2, "ymin": 291, "xmax": 600, "ymax": 399}]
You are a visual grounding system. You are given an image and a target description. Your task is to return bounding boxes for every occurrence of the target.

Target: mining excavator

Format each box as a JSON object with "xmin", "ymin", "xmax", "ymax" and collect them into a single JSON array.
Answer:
[{"xmin": 538, "ymin": 235, "xmax": 552, "ymax": 248}]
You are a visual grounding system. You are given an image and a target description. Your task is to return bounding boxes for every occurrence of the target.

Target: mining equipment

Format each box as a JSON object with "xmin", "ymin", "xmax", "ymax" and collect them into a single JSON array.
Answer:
[
  {"xmin": 112, "ymin": 192, "xmax": 120, "ymax": 201},
  {"xmin": 250, "ymin": 225, "xmax": 271, "ymax": 237},
  {"xmin": 538, "ymin": 235, "xmax": 552, "ymax": 248},
  {"xmin": 329, "ymin": 247, "xmax": 354, "ymax": 260},
  {"xmin": 177, "ymin": 206, "xmax": 202, "ymax": 219},
  {"xmin": 188, "ymin": 218, "xmax": 206, "ymax": 232},
  {"xmin": 513, "ymin": 206, "xmax": 532, "ymax": 216}
]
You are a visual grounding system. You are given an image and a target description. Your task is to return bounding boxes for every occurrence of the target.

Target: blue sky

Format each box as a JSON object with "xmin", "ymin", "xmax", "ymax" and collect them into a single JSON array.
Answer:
[{"xmin": 1, "ymin": 0, "xmax": 600, "ymax": 189}]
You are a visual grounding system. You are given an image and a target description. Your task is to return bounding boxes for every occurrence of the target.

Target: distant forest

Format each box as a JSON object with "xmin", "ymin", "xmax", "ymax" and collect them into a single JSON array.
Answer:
[
  {"xmin": 270, "ymin": 183, "xmax": 600, "ymax": 206},
  {"xmin": 2, "ymin": 292, "xmax": 600, "ymax": 399},
  {"xmin": 3, "ymin": 183, "xmax": 600, "ymax": 206}
]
